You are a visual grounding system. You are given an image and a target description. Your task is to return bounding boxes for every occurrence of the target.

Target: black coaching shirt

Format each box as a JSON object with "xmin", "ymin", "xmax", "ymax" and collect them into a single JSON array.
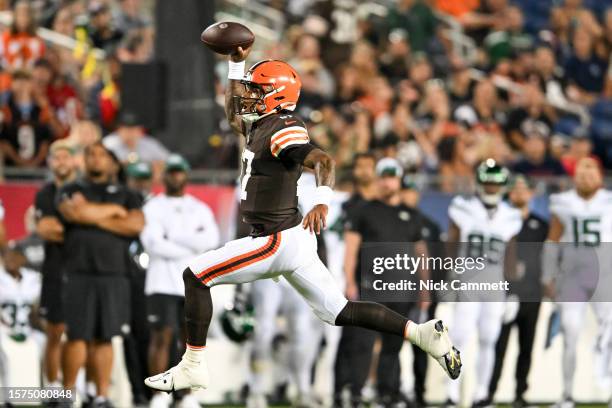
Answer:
[
  {"xmin": 346, "ymin": 200, "xmax": 425, "ymax": 285},
  {"xmin": 57, "ymin": 179, "xmax": 143, "ymax": 276},
  {"xmin": 510, "ymin": 213, "xmax": 548, "ymax": 301},
  {"xmin": 34, "ymin": 182, "xmax": 64, "ymax": 279},
  {"xmin": 240, "ymin": 111, "xmax": 315, "ymax": 236}
]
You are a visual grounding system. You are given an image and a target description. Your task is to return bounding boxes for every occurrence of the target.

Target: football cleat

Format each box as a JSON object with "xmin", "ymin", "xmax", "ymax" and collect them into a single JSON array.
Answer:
[
  {"xmin": 408, "ymin": 319, "xmax": 462, "ymax": 380},
  {"xmin": 144, "ymin": 355, "xmax": 209, "ymax": 392}
]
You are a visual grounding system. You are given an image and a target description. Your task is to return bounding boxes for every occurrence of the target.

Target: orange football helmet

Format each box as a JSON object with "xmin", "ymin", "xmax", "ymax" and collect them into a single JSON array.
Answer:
[{"xmin": 234, "ymin": 60, "xmax": 301, "ymax": 118}]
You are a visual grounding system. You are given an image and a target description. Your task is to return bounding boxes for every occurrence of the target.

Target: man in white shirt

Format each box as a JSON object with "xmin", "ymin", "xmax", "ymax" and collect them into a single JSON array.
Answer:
[{"xmin": 140, "ymin": 154, "xmax": 220, "ymax": 408}]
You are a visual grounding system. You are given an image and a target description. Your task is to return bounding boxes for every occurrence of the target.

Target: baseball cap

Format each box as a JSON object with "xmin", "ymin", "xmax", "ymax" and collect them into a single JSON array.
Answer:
[
  {"xmin": 118, "ymin": 111, "xmax": 141, "ymax": 127},
  {"xmin": 126, "ymin": 161, "xmax": 152, "ymax": 179},
  {"xmin": 376, "ymin": 158, "xmax": 403, "ymax": 178},
  {"xmin": 165, "ymin": 154, "xmax": 190, "ymax": 172}
]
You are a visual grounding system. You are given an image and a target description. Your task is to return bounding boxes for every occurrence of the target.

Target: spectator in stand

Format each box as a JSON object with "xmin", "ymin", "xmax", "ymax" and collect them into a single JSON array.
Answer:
[
  {"xmin": 348, "ymin": 41, "xmax": 379, "ymax": 84},
  {"xmin": 378, "ymin": 30, "xmax": 411, "ymax": 85},
  {"xmin": 551, "ymin": 0, "xmax": 603, "ymax": 50},
  {"xmin": 332, "ymin": 64, "xmax": 362, "ymax": 108},
  {"xmin": 115, "ymin": 0, "xmax": 150, "ymax": 34},
  {"xmin": 564, "ymin": 26, "xmax": 609, "ymax": 105},
  {"xmin": 449, "ymin": 0, "xmax": 512, "ymax": 45},
  {"xmin": 447, "ymin": 58, "xmax": 476, "ymax": 107},
  {"xmin": 289, "ymin": 34, "xmax": 334, "ymax": 99},
  {"xmin": 414, "ymin": 81, "xmax": 452, "ymax": 147},
  {"xmin": 116, "ymin": 31, "xmax": 152, "ymax": 63},
  {"xmin": 437, "ymin": 135, "xmax": 474, "ymax": 192},
  {"xmin": 386, "ymin": 0, "xmax": 438, "ymax": 53},
  {"xmin": 0, "ymin": 1, "xmax": 45, "ymax": 71},
  {"xmin": 0, "ymin": 69, "xmax": 53, "ymax": 167},
  {"xmin": 407, "ymin": 53, "xmax": 433, "ymax": 92},
  {"xmin": 532, "ymin": 45, "xmax": 567, "ymax": 105},
  {"xmin": 454, "ymin": 79, "xmax": 506, "ymax": 144},
  {"xmin": 513, "ymin": 128, "xmax": 566, "ymax": 176},
  {"xmin": 560, "ymin": 129, "xmax": 597, "ymax": 176},
  {"xmin": 484, "ymin": 6, "xmax": 534, "ymax": 65},
  {"xmin": 505, "ymin": 84, "xmax": 555, "ymax": 150},
  {"xmin": 32, "ymin": 58, "xmax": 81, "ymax": 138},
  {"xmin": 51, "ymin": 6, "xmax": 75, "ymax": 38},
  {"xmin": 103, "ymin": 111, "xmax": 169, "ymax": 180},
  {"xmin": 88, "ymin": 3, "xmax": 124, "ymax": 54}
]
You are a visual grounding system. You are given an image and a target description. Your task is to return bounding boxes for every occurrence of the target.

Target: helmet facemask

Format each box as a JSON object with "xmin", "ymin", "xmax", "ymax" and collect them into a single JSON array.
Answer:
[{"xmin": 232, "ymin": 81, "xmax": 270, "ymax": 122}]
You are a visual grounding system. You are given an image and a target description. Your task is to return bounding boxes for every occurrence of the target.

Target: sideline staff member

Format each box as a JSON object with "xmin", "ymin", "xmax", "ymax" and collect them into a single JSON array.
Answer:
[
  {"xmin": 35, "ymin": 140, "xmax": 76, "ymax": 388},
  {"xmin": 57, "ymin": 141, "xmax": 144, "ymax": 405},
  {"xmin": 337, "ymin": 158, "xmax": 429, "ymax": 406}
]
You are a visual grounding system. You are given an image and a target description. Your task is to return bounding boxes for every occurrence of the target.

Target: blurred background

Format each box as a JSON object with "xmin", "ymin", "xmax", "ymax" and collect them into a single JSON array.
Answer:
[{"xmin": 0, "ymin": 0, "xmax": 611, "ymax": 406}]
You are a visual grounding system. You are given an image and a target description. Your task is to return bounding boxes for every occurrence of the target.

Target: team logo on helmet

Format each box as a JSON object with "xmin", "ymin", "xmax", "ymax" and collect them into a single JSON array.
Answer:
[{"xmin": 476, "ymin": 159, "xmax": 510, "ymax": 207}]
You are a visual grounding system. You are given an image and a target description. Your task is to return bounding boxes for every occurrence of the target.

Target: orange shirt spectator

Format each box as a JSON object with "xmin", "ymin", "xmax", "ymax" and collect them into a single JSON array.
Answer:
[
  {"xmin": 0, "ymin": 1, "xmax": 45, "ymax": 71},
  {"xmin": 435, "ymin": 0, "xmax": 480, "ymax": 18}
]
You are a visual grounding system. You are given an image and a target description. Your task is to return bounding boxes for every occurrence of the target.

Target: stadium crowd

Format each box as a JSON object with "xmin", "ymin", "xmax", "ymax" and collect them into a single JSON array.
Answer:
[{"xmin": 0, "ymin": 0, "xmax": 611, "ymax": 407}]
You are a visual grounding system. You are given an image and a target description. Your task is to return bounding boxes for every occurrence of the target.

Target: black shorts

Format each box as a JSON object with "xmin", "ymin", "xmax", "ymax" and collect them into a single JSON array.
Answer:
[
  {"xmin": 40, "ymin": 274, "xmax": 65, "ymax": 324},
  {"xmin": 147, "ymin": 294, "xmax": 184, "ymax": 331},
  {"xmin": 63, "ymin": 275, "xmax": 130, "ymax": 341}
]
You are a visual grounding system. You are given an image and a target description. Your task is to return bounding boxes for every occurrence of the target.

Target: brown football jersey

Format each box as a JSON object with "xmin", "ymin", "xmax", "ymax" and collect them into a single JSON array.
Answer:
[{"xmin": 239, "ymin": 111, "xmax": 315, "ymax": 237}]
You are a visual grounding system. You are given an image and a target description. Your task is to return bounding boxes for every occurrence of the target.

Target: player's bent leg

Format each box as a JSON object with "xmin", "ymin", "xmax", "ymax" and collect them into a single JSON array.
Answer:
[
  {"xmin": 145, "ymin": 269, "xmax": 211, "ymax": 392},
  {"xmin": 146, "ymin": 234, "xmax": 285, "ymax": 392},
  {"xmin": 284, "ymin": 257, "xmax": 461, "ymax": 380}
]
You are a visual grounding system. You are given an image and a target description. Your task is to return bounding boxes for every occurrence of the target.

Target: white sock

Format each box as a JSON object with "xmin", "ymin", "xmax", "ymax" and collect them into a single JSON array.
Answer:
[
  {"xmin": 86, "ymin": 381, "xmax": 97, "ymax": 397},
  {"xmin": 184, "ymin": 344, "xmax": 206, "ymax": 363},
  {"xmin": 404, "ymin": 320, "xmax": 419, "ymax": 344}
]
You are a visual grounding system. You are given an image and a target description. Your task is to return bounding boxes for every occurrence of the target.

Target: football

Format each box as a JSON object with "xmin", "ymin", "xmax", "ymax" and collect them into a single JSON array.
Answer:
[{"xmin": 200, "ymin": 21, "xmax": 254, "ymax": 55}]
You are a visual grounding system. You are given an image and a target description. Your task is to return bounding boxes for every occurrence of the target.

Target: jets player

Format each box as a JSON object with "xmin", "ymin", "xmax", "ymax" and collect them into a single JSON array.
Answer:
[
  {"xmin": 447, "ymin": 160, "xmax": 523, "ymax": 406},
  {"xmin": 145, "ymin": 46, "xmax": 461, "ymax": 393},
  {"xmin": 542, "ymin": 157, "xmax": 612, "ymax": 407},
  {"xmin": 0, "ymin": 242, "xmax": 43, "ymax": 386}
]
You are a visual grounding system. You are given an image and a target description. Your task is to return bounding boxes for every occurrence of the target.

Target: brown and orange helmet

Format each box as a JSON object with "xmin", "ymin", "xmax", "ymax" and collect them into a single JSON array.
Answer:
[{"xmin": 234, "ymin": 60, "xmax": 302, "ymax": 118}]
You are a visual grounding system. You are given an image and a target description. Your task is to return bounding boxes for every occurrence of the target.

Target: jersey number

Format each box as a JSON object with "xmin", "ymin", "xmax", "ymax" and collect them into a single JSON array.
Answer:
[
  {"xmin": 572, "ymin": 217, "xmax": 600, "ymax": 246},
  {"xmin": 240, "ymin": 149, "xmax": 255, "ymax": 200},
  {"xmin": 467, "ymin": 233, "xmax": 504, "ymax": 264}
]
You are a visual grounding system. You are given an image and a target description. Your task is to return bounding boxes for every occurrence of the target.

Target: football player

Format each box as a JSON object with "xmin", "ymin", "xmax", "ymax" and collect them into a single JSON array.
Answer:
[
  {"xmin": 145, "ymin": 46, "xmax": 461, "ymax": 393},
  {"xmin": 542, "ymin": 157, "xmax": 612, "ymax": 408},
  {"xmin": 446, "ymin": 159, "xmax": 523, "ymax": 406}
]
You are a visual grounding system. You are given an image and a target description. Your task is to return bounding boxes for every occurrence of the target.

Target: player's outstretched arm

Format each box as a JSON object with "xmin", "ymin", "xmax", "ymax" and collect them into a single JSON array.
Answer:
[
  {"xmin": 302, "ymin": 148, "xmax": 335, "ymax": 234},
  {"xmin": 225, "ymin": 46, "xmax": 251, "ymax": 136}
]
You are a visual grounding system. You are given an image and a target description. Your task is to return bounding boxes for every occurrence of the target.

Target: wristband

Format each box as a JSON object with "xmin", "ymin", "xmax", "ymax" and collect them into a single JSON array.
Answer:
[
  {"xmin": 313, "ymin": 186, "xmax": 333, "ymax": 207},
  {"xmin": 228, "ymin": 60, "xmax": 245, "ymax": 80}
]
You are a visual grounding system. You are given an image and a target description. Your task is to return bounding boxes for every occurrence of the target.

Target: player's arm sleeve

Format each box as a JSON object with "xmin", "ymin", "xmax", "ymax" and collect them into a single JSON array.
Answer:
[
  {"xmin": 140, "ymin": 204, "xmax": 194, "ymax": 259},
  {"xmin": 269, "ymin": 124, "xmax": 315, "ymax": 163},
  {"xmin": 170, "ymin": 204, "xmax": 221, "ymax": 253}
]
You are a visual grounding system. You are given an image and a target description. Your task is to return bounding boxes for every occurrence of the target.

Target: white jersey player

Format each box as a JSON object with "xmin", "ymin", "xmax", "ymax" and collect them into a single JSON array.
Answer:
[
  {"xmin": 542, "ymin": 157, "xmax": 612, "ymax": 407},
  {"xmin": 447, "ymin": 159, "xmax": 523, "ymax": 406},
  {"xmin": 0, "ymin": 244, "xmax": 42, "ymax": 340},
  {"xmin": 0, "ymin": 245, "xmax": 42, "ymax": 389}
]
